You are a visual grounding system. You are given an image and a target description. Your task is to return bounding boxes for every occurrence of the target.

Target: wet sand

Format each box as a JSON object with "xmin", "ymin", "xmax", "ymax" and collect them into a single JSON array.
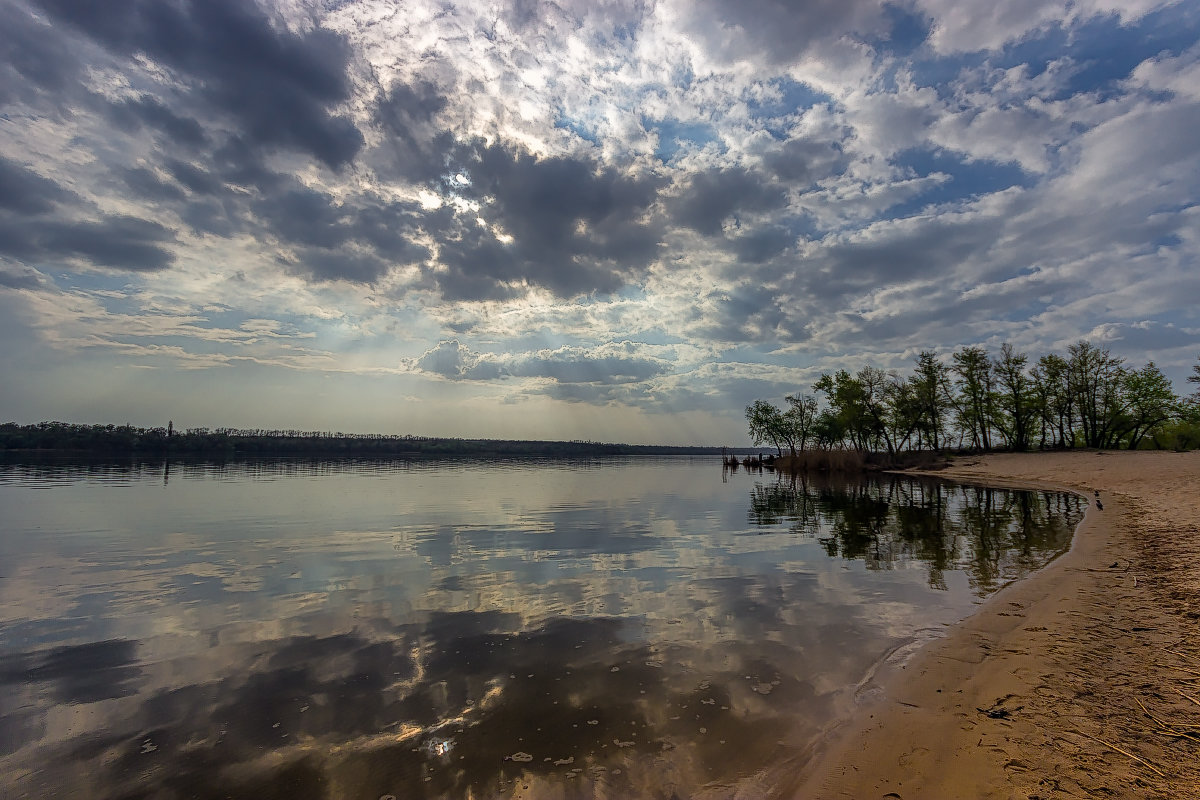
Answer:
[{"xmin": 798, "ymin": 451, "xmax": 1200, "ymax": 800}]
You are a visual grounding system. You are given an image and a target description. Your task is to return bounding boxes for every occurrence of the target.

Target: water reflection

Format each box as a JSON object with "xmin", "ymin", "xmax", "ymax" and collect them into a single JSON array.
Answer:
[
  {"xmin": 0, "ymin": 458, "xmax": 1083, "ymax": 799},
  {"xmin": 748, "ymin": 473, "xmax": 1081, "ymax": 594}
]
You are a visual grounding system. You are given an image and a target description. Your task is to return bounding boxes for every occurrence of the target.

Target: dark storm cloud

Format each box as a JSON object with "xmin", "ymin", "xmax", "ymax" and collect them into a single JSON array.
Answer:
[
  {"xmin": 0, "ymin": 155, "xmax": 174, "ymax": 271},
  {"xmin": 262, "ymin": 187, "xmax": 356, "ymax": 250},
  {"xmin": 256, "ymin": 185, "xmax": 431, "ymax": 283},
  {"xmin": 290, "ymin": 248, "xmax": 399, "ymax": 285},
  {"xmin": 33, "ymin": 0, "xmax": 364, "ymax": 169},
  {"xmin": 764, "ymin": 137, "xmax": 848, "ymax": 185},
  {"xmin": 258, "ymin": 186, "xmax": 435, "ymax": 256},
  {"xmin": 7, "ymin": 4, "xmax": 666, "ymax": 296},
  {"xmin": 0, "ymin": 214, "xmax": 176, "ymax": 271},
  {"xmin": 163, "ymin": 159, "xmax": 224, "ymax": 196},
  {"xmin": 0, "ymin": 156, "xmax": 74, "ymax": 214},
  {"xmin": 104, "ymin": 96, "xmax": 208, "ymax": 149},
  {"xmin": 434, "ymin": 227, "xmax": 527, "ymax": 302},
  {"xmin": 121, "ymin": 167, "xmax": 188, "ymax": 203},
  {"xmin": 37, "ymin": 216, "xmax": 177, "ymax": 270},
  {"xmin": 177, "ymin": 198, "xmax": 242, "ymax": 237},
  {"xmin": 683, "ymin": 0, "xmax": 892, "ymax": 64},
  {"xmin": 210, "ymin": 136, "xmax": 291, "ymax": 194},
  {"xmin": 0, "ymin": 1, "xmax": 83, "ymax": 104},
  {"xmin": 374, "ymin": 80, "xmax": 457, "ymax": 183},
  {"xmin": 433, "ymin": 141, "xmax": 667, "ymax": 299},
  {"xmin": 671, "ymin": 168, "xmax": 787, "ymax": 235},
  {"xmin": 726, "ymin": 225, "xmax": 796, "ymax": 263}
]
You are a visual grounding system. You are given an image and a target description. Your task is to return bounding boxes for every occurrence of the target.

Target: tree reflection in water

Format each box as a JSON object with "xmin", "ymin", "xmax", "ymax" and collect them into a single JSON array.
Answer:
[{"xmin": 747, "ymin": 472, "xmax": 1083, "ymax": 594}]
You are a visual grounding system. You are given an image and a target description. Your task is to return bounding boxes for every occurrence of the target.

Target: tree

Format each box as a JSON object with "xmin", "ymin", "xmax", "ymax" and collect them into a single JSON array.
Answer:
[
  {"xmin": 745, "ymin": 400, "xmax": 787, "ymax": 456},
  {"xmin": 857, "ymin": 366, "xmax": 898, "ymax": 454},
  {"xmin": 992, "ymin": 343, "xmax": 1035, "ymax": 451},
  {"xmin": 782, "ymin": 393, "xmax": 819, "ymax": 454},
  {"xmin": 815, "ymin": 368, "xmax": 895, "ymax": 452},
  {"xmin": 812, "ymin": 407, "xmax": 844, "ymax": 449},
  {"xmin": 885, "ymin": 377, "xmax": 924, "ymax": 452},
  {"xmin": 815, "ymin": 370, "xmax": 871, "ymax": 451},
  {"xmin": 1031, "ymin": 353, "xmax": 1072, "ymax": 448},
  {"xmin": 908, "ymin": 351, "xmax": 952, "ymax": 450},
  {"xmin": 952, "ymin": 346, "xmax": 994, "ymax": 449},
  {"xmin": 1067, "ymin": 341, "xmax": 1125, "ymax": 448},
  {"xmin": 1189, "ymin": 355, "xmax": 1200, "ymax": 401},
  {"xmin": 1121, "ymin": 362, "xmax": 1178, "ymax": 449}
]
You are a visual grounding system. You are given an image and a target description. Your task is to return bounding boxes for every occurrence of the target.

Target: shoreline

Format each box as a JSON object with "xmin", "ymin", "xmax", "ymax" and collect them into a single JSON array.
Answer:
[{"xmin": 796, "ymin": 451, "xmax": 1200, "ymax": 799}]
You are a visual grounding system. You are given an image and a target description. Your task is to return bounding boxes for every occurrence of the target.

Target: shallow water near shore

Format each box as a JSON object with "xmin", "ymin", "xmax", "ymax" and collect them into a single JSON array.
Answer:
[{"xmin": 0, "ymin": 456, "xmax": 1083, "ymax": 799}]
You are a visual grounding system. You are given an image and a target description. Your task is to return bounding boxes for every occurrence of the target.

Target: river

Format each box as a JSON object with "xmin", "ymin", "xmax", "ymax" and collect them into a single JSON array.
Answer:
[{"xmin": 0, "ymin": 455, "xmax": 1083, "ymax": 799}]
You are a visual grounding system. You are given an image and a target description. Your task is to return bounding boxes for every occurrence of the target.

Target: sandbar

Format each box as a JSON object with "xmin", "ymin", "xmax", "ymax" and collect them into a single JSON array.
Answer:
[{"xmin": 797, "ymin": 450, "xmax": 1200, "ymax": 800}]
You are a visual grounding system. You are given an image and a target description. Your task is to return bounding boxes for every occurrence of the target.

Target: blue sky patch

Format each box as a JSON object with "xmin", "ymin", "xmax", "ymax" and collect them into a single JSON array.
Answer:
[
  {"xmin": 644, "ymin": 117, "xmax": 719, "ymax": 162},
  {"xmin": 745, "ymin": 78, "xmax": 831, "ymax": 119},
  {"xmin": 886, "ymin": 148, "xmax": 1033, "ymax": 217}
]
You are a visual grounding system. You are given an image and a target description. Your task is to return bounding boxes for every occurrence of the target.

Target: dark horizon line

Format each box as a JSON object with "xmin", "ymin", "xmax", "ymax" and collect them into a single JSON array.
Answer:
[{"xmin": 0, "ymin": 420, "xmax": 763, "ymax": 456}]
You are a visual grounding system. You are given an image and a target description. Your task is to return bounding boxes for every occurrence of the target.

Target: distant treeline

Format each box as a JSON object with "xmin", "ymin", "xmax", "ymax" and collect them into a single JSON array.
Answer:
[
  {"xmin": 747, "ymin": 342, "xmax": 1200, "ymax": 455},
  {"xmin": 0, "ymin": 421, "xmax": 735, "ymax": 458}
]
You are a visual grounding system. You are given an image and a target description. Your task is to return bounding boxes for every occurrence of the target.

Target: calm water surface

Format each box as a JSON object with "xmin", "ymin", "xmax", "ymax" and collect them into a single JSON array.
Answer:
[{"xmin": 0, "ymin": 456, "xmax": 1083, "ymax": 799}]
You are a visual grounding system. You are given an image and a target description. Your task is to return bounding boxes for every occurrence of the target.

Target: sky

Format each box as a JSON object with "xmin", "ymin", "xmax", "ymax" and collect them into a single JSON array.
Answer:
[{"xmin": 1, "ymin": 0, "xmax": 1198, "ymax": 445}]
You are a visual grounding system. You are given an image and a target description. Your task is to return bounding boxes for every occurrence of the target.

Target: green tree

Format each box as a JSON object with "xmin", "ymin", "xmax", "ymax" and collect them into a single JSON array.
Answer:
[
  {"xmin": 815, "ymin": 368, "xmax": 895, "ymax": 452},
  {"xmin": 1066, "ymin": 341, "xmax": 1125, "ymax": 448},
  {"xmin": 908, "ymin": 351, "xmax": 953, "ymax": 450},
  {"xmin": 745, "ymin": 400, "xmax": 787, "ymax": 456},
  {"xmin": 814, "ymin": 370, "xmax": 870, "ymax": 451},
  {"xmin": 952, "ymin": 346, "xmax": 994, "ymax": 449},
  {"xmin": 992, "ymin": 343, "xmax": 1035, "ymax": 451},
  {"xmin": 1031, "ymin": 353, "xmax": 1073, "ymax": 448},
  {"xmin": 1121, "ymin": 362, "xmax": 1178, "ymax": 449},
  {"xmin": 782, "ymin": 393, "xmax": 819, "ymax": 454},
  {"xmin": 885, "ymin": 376, "xmax": 924, "ymax": 452},
  {"xmin": 858, "ymin": 366, "xmax": 898, "ymax": 454},
  {"xmin": 812, "ymin": 407, "xmax": 846, "ymax": 449}
]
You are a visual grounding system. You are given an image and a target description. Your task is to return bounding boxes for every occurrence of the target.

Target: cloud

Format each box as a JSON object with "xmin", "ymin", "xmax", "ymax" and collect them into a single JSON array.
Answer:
[
  {"xmin": 1129, "ymin": 43, "xmax": 1200, "ymax": 101},
  {"xmin": 510, "ymin": 343, "xmax": 672, "ymax": 384},
  {"xmin": 410, "ymin": 339, "xmax": 505, "ymax": 381},
  {"xmin": 917, "ymin": 0, "xmax": 1179, "ymax": 54},
  {"xmin": 373, "ymin": 80, "xmax": 457, "ymax": 183},
  {"xmin": 0, "ymin": 265, "xmax": 45, "ymax": 289},
  {"xmin": 674, "ymin": 0, "xmax": 894, "ymax": 65},
  {"xmin": 761, "ymin": 135, "xmax": 849, "ymax": 186},
  {"xmin": 104, "ymin": 95, "xmax": 208, "ymax": 149},
  {"xmin": 0, "ymin": 1, "xmax": 83, "ymax": 104},
  {"xmin": 32, "ymin": 0, "xmax": 364, "ymax": 168},
  {"xmin": 0, "ymin": 214, "xmax": 177, "ymax": 271},
  {"xmin": 406, "ymin": 340, "xmax": 672, "ymax": 386},
  {"xmin": 670, "ymin": 167, "xmax": 788, "ymax": 235},
  {"xmin": 0, "ymin": 156, "xmax": 74, "ymax": 215},
  {"xmin": 431, "ymin": 140, "xmax": 667, "ymax": 299}
]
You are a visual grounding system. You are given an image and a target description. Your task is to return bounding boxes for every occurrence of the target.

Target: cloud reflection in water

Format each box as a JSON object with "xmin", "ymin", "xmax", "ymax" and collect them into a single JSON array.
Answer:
[{"xmin": 0, "ymin": 457, "xmax": 1082, "ymax": 798}]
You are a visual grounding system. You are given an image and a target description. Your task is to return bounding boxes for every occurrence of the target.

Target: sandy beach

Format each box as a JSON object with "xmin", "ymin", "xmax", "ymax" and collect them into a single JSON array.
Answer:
[{"xmin": 799, "ymin": 450, "xmax": 1200, "ymax": 799}]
